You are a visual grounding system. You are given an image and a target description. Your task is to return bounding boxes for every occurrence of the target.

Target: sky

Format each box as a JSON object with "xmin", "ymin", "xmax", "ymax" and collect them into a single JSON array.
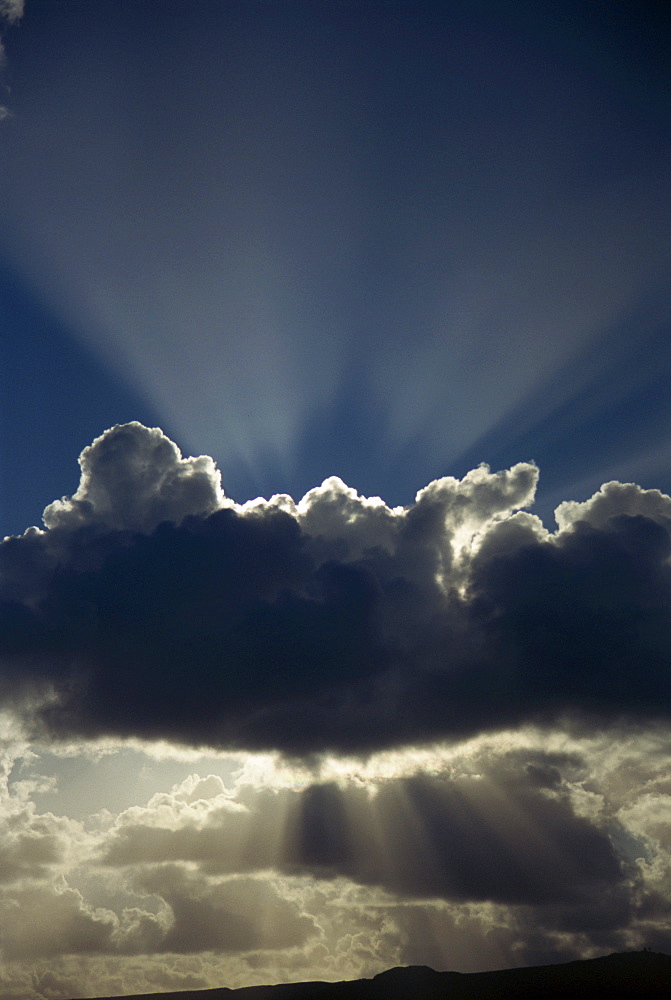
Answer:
[{"xmin": 0, "ymin": 0, "xmax": 671, "ymax": 996}]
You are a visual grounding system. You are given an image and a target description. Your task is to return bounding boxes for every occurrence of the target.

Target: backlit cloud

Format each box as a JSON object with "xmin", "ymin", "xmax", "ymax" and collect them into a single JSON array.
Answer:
[
  {"xmin": 42, "ymin": 423, "xmax": 225, "ymax": 534},
  {"xmin": 1, "ymin": 424, "xmax": 671, "ymax": 755},
  {"xmin": 101, "ymin": 750, "xmax": 626, "ymax": 910},
  {"xmin": 2, "ymin": 1, "xmax": 670, "ymax": 994},
  {"xmin": 0, "ymin": 726, "xmax": 669, "ymax": 993},
  {"xmin": 1, "ymin": 424, "xmax": 670, "ymax": 987}
]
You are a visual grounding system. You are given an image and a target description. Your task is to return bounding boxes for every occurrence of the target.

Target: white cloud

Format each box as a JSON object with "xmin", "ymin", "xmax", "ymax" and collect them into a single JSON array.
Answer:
[
  {"xmin": 555, "ymin": 480, "xmax": 671, "ymax": 532},
  {"xmin": 42, "ymin": 423, "xmax": 226, "ymax": 534}
]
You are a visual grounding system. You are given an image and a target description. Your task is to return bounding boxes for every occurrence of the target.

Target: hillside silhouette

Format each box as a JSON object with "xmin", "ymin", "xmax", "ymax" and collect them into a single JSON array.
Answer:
[{"xmin": 91, "ymin": 951, "xmax": 670, "ymax": 1000}]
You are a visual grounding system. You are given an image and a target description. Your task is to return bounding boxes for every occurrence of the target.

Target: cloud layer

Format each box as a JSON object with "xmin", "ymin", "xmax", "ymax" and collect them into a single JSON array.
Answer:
[
  {"xmin": 2, "ymin": 718, "xmax": 671, "ymax": 995},
  {"xmin": 103, "ymin": 753, "xmax": 625, "ymax": 911},
  {"xmin": 1, "ymin": 423, "xmax": 671, "ymax": 756}
]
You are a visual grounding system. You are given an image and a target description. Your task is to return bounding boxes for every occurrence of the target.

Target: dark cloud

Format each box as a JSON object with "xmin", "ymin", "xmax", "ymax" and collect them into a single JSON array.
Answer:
[
  {"xmin": 331, "ymin": 772, "xmax": 623, "ymax": 907},
  {"xmin": 468, "ymin": 512, "xmax": 671, "ymax": 726},
  {"xmin": 2, "ymin": 424, "xmax": 671, "ymax": 755}
]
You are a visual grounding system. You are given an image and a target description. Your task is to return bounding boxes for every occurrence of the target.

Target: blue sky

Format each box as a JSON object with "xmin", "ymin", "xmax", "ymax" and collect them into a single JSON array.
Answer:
[
  {"xmin": 1, "ymin": 3, "xmax": 671, "ymax": 995},
  {"xmin": 2, "ymin": 0, "xmax": 670, "ymax": 535}
]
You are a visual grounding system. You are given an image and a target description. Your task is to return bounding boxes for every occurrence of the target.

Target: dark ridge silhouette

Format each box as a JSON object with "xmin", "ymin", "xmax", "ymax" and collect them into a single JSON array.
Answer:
[{"xmin": 88, "ymin": 951, "xmax": 671, "ymax": 1000}]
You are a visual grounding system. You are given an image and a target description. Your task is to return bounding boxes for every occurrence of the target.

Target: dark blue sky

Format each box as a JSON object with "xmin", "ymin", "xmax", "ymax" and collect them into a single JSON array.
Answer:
[{"xmin": 2, "ymin": 0, "xmax": 670, "ymax": 535}]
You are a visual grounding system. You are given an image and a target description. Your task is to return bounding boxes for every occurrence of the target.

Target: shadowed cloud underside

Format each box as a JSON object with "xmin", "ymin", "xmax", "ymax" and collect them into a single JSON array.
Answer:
[{"xmin": 2, "ymin": 422, "xmax": 671, "ymax": 756}]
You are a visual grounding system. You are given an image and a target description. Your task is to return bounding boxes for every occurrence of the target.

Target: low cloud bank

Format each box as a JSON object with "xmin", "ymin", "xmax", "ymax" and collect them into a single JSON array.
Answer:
[{"xmin": 2, "ymin": 422, "xmax": 671, "ymax": 755}]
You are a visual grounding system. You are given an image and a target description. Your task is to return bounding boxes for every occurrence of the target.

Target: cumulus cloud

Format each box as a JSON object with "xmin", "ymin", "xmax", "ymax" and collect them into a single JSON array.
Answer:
[
  {"xmin": 0, "ymin": 854, "xmax": 314, "ymax": 961},
  {"xmin": 0, "ymin": 739, "xmax": 87, "ymax": 886},
  {"xmin": 1, "ymin": 423, "xmax": 671, "ymax": 755},
  {"xmin": 0, "ymin": 882, "xmax": 117, "ymax": 961},
  {"xmin": 101, "ymin": 751, "xmax": 626, "ymax": 913},
  {"xmin": 288, "ymin": 771, "xmax": 624, "ymax": 908},
  {"xmin": 42, "ymin": 423, "xmax": 225, "ymax": 534},
  {"xmin": 0, "ymin": 809, "xmax": 72, "ymax": 885},
  {"xmin": 83, "ymin": 731, "xmax": 671, "ymax": 972},
  {"xmin": 0, "ymin": 730, "xmax": 670, "ymax": 990},
  {"xmin": 132, "ymin": 867, "xmax": 317, "ymax": 955},
  {"xmin": 555, "ymin": 480, "xmax": 671, "ymax": 532}
]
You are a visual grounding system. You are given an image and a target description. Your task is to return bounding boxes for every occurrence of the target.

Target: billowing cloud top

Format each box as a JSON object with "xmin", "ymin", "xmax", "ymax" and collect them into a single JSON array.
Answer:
[
  {"xmin": 1, "ymin": 423, "xmax": 671, "ymax": 756},
  {"xmin": 42, "ymin": 423, "xmax": 225, "ymax": 534}
]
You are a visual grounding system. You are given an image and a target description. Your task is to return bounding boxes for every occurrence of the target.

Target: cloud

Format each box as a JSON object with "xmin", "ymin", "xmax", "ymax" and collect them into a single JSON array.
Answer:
[
  {"xmin": 1, "ymin": 730, "xmax": 670, "ymax": 989},
  {"xmin": 0, "ymin": 810, "xmax": 70, "ymax": 885},
  {"xmin": 0, "ymin": 0, "xmax": 24, "ymax": 119},
  {"xmin": 1, "ymin": 423, "xmax": 671, "ymax": 755},
  {"xmin": 0, "ymin": 2, "xmax": 23, "ymax": 24},
  {"xmin": 89, "ymin": 732, "xmax": 669, "ymax": 972},
  {"xmin": 287, "ymin": 770, "xmax": 625, "ymax": 908},
  {"xmin": 468, "ymin": 508, "xmax": 671, "ymax": 728},
  {"xmin": 101, "ymin": 750, "xmax": 626, "ymax": 912},
  {"xmin": 0, "ymin": 859, "xmax": 315, "ymax": 961},
  {"xmin": 555, "ymin": 480, "xmax": 671, "ymax": 532},
  {"xmin": 131, "ymin": 867, "xmax": 317, "ymax": 955},
  {"xmin": 0, "ymin": 882, "xmax": 117, "ymax": 961},
  {"xmin": 0, "ymin": 744, "xmax": 87, "ymax": 886},
  {"xmin": 42, "ymin": 423, "xmax": 225, "ymax": 534}
]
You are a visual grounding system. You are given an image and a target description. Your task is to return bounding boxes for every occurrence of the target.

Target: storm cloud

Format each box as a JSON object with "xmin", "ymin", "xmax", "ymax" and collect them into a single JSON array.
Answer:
[{"xmin": 2, "ymin": 422, "xmax": 671, "ymax": 755}]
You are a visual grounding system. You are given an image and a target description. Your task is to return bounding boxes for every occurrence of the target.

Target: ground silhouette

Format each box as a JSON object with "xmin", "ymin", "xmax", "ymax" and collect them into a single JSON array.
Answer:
[{"xmin": 89, "ymin": 951, "xmax": 671, "ymax": 1000}]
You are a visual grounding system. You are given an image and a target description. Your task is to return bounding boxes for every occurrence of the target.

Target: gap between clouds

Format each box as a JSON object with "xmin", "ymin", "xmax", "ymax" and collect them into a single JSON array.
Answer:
[{"xmin": 2, "ymin": 422, "xmax": 671, "ymax": 756}]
